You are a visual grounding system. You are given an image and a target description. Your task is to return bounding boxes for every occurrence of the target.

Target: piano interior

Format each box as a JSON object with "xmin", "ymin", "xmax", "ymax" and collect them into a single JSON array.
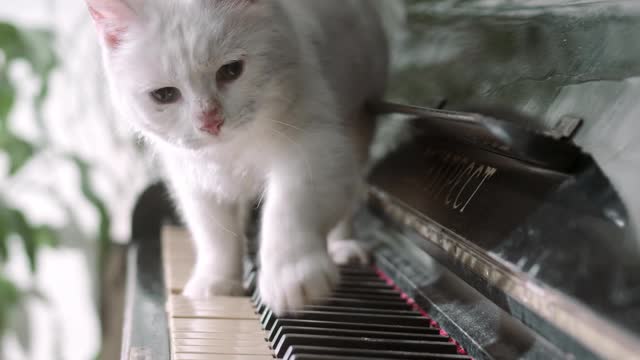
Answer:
[{"xmin": 120, "ymin": 2, "xmax": 640, "ymax": 360}]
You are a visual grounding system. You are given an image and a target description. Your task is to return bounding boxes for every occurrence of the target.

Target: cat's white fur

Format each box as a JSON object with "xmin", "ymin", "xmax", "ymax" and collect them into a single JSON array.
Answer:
[{"xmin": 86, "ymin": 0, "xmax": 388, "ymax": 314}]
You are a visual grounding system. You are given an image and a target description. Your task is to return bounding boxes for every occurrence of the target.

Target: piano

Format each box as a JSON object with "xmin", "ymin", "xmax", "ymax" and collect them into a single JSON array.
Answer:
[{"xmin": 119, "ymin": 2, "xmax": 640, "ymax": 360}]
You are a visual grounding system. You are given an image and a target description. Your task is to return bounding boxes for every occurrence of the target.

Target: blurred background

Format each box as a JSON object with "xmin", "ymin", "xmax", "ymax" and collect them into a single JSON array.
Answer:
[
  {"xmin": 1, "ymin": 1, "xmax": 639, "ymax": 359},
  {"xmin": 0, "ymin": 2, "xmax": 155, "ymax": 359}
]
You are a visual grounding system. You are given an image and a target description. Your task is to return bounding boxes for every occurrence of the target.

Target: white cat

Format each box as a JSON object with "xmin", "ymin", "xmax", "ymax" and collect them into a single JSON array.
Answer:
[{"xmin": 86, "ymin": 0, "xmax": 388, "ymax": 314}]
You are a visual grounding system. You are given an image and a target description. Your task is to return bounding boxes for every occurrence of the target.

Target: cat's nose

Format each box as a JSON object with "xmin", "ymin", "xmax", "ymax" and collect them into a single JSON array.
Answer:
[{"xmin": 198, "ymin": 108, "xmax": 224, "ymax": 136}]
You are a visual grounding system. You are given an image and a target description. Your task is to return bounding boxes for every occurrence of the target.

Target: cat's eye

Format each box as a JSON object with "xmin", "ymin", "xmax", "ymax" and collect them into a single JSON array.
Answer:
[
  {"xmin": 217, "ymin": 60, "xmax": 244, "ymax": 84},
  {"xmin": 150, "ymin": 87, "xmax": 181, "ymax": 104}
]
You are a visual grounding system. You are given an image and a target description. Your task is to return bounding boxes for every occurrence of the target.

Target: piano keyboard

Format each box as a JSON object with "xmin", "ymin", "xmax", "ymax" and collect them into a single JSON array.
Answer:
[{"xmin": 162, "ymin": 226, "xmax": 471, "ymax": 360}]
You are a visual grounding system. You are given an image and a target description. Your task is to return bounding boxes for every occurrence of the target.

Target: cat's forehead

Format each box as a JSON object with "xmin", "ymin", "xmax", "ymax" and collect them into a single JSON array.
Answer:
[{"xmin": 144, "ymin": 2, "xmax": 257, "ymax": 67}]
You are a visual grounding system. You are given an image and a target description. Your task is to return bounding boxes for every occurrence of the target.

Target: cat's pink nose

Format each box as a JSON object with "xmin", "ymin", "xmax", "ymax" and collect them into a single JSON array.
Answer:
[{"xmin": 198, "ymin": 109, "xmax": 224, "ymax": 136}]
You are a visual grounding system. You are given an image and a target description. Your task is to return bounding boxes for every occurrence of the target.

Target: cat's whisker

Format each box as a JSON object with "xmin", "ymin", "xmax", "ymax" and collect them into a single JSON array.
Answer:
[
  {"xmin": 273, "ymin": 120, "xmax": 304, "ymax": 131},
  {"xmin": 269, "ymin": 128, "xmax": 314, "ymax": 183},
  {"xmin": 211, "ymin": 217, "xmax": 241, "ymax": 238},
  {"xmin": 256, "ymin": 187, "xmax": 267, "ymax": 209}
]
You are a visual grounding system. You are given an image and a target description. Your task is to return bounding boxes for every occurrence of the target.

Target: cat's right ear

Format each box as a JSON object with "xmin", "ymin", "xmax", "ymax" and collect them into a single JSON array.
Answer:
[{"xmin": 85, "ymin": 0, "xmax": 140, "ymax": 50}]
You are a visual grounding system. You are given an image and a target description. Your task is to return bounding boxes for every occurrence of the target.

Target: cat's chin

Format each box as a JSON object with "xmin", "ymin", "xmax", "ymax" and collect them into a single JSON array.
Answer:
[
  {"xmin": 173, "ymin": 133, "xmax": 237, "ymax": 151},
  {"xmin": 175, "ymin": 138, "xmax": 216, "ymax": 150}
]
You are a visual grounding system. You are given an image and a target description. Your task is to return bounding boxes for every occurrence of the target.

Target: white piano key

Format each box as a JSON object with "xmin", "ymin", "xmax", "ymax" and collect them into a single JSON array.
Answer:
[
  {"xmin": 163, "ymin": 226, "xmax": 273, "ymax": 359},
  {"xmin": 174, "ymin": 339, "xmax": 270, "ymax": 347},
  {"xmin": 171, "ymin": 318, "xmax": 265, "ymax": 333},
  {"xmin": 173, "ymin": 345, "xmax": 273, "ymax": 355},
  {"xmin": 169, "ymin": 296, "xmax": 259, "ymax": 319},
  {"xmin": 162, "ymin": 227, "xmax": 196, "ymax": 292},
  {"xmin": 171, "ymin": 311, "xmax": 260, "ymax": 320},
  {"xmin": 172, "ymin": 332, "xmax": 266, "ymax": 340},
  {"xmin": 174, "ymin": 354, "xmax": 272, "ymax": 360}
]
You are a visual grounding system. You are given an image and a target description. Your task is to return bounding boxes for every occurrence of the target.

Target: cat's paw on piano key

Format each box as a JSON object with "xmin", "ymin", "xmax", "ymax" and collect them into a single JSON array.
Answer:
[
  {"xmin": 182, "ymin": 276, "xmax": 245, "ymax": 299},
  {"xmin": 329, "ymin": 239, "xmax": 371, "ymax": 265},
  {"xmin": 259, "ymin": 253, "xmax": 339, "ymax": 315}
]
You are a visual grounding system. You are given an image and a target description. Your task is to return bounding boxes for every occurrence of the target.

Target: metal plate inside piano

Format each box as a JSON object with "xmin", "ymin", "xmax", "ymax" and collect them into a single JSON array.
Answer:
[{"xmin": 162, "ymin": 227, "xmax": 472, "ymax": 360}]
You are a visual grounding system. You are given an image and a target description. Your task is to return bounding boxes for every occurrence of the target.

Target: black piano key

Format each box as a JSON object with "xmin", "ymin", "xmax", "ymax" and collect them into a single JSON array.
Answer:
[
  {"xmin": 284, "ymin": 346, "xmax": 472, "ymax": 360},
  {"xmin": 339, "ymin": 269, "xmax": 383, "ymax": 275},
  {"xmin": 322, "ymin": 297, "xmax": 413, "ymax": 311},
  {"xmin": 331, "ymin": 292, "xmax": 403, "ymax": 301},
  {"xmin": 333, "ymin": 288, "xmax": 400, "ymax": 296},
  {"xmin": 257, "ymin": 302, "xmax": 268, "ymax": 315},
  {"xmin": 257, "ymin": 295, "xmax": 411, "ymax": 312},
  {"xmin": 338, "ymin": 266, "xmax": 378, "ymax": 275},
  {"xmin": 253, "ymin": 285, "xmax": 398, "ymax": 303},
  {"xmin": 274, "ymin": 334, "xmax": 459, "ymax": 358},
  {"xmin": 257, "ymin": 297, "xmax": 411, "ymax": 318},
  {"xmin": 268, "ymin": 319, "xmax": 440, "ymax": 342},
  {"xmin": 252, "ymin": 266, "xmax": 472, "ymax": 360},
  {"xmin": 264, "ymin": 310, "xmax": 431, "ymax": 330},
  {"xmin": 271, "ymin": 326, "xmax": 449, "ymax": 346},
  {"xmin": 336, "ymin": 282, "xmax": 394, "ymax": 291},
  {"xmin": 289, "ymin": 355, "xmax": 378, "ymax": 360},
  {"xmin": 304, "ymin": 305, "xmax": 419, "ymax": 316},
  {"xmin": 261, "ymin": 309, "xmax": 275, "ymax": 328},
  {"xmin": 289, "ymin": 356, "xmax": 455, "ymax": 360},
  {"xmin": 338, "ymin": 278, "xmax": 388, "ymax": 285},
  {"xmin": 253, "ymin": 267, "xmax": 470, "ymax": 359},
  {"xmin": 289, "ymin": 355, "xmax": 470, "ymax": 360},
  {"xmin": 339, "ymin": 275, "xmax": 383, "ymax": 283},
  {"xmin": 338, "ymin": 279, "xmax": 392, "ymax": 286},
  {"xmin": 339, "ymin": 272, "xmax": 386, "ymax": 279},
  {"xmin": 337, "ymin": 273, "xmax": 388, "ymax": 281},
  {"xmin": 251, "ymin": 289, "xmax": 263, "ymax": 306},
  {"xmin": 245, "ymin": 270, "xmax": 257, "ymax": 290}
]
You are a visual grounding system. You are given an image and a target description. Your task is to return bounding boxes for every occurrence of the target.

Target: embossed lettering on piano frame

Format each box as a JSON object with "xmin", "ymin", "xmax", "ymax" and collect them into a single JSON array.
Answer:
[{"xmin": 422, "ymin": 148, "xmax": 497, "ymax": 213}]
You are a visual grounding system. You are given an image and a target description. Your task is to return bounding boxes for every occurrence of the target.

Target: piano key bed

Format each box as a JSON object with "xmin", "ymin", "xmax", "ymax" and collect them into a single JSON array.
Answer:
[{"xmin": 162, "ymin": 226, "xmax": 471, "ymax": 360}]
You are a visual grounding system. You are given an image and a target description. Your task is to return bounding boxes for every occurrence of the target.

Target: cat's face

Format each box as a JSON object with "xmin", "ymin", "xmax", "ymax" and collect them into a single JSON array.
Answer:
[{"xmin": 87, "ymin": 0, "xmax": 290, "ymax": 150}]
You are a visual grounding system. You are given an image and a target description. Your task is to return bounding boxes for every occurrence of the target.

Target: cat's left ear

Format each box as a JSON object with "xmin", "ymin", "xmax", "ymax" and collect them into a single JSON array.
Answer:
[{"xmin": 85, "ymin": 0, "xmax": 141, "ymax": 49}]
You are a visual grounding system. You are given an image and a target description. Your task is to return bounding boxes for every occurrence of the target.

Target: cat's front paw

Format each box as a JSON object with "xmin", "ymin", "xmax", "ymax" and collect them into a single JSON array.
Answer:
[
  {"xmin": 329, "ymin": 239, "xmax": 370, "ymax": 265},
  {"xmin": 259, "ymin": 253, "xmax": 339, "ymax": 315},
  {"xmin": 183, "ymin": 275, "xmax": 245, "ymax": 298}
]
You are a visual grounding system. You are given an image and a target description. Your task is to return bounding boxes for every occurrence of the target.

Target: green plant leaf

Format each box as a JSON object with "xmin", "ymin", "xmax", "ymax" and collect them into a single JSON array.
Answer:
[
  {"xmin": 16, "ymin": 28, "xmax": 56, "ymax": 78},
  {"xmin": 0, "ymin": 21, "xmax": 57, "ymax": 141},
  {"xmin": 0, "ymin": 203, "xmax": 12, "ymax": 263},
  {"xmin": 0, "ymin": 133, "xmax": 36, "ymax": 175},
  {"xmin": 33, "ymin": 226, "xmax": 57, "ymax": 248},
  {"xmin": 0, "ymin": 70, "xmax": 15, "ymax": 129},
  {"xmin": 71, "ymin": 157, "xmax": 112, "ymax": 276},
  {"xmin": 0, "ymin": 198, "xmax": 58, "ymax": 271},
  {"xmin": 0, "ymin": 275, "xmax": 22, "ymax": 336},
  {"xmin": 7, "ymin": 209, "xmax": 37, "ymax": 272},
  {"xmin": 0, "ymin": 219, "xmax": 8, "ymax": 262},
  {"xmin": 18, "ymin": 28, "xmax": 57, "ymax": 131},
  {"xmin": 0, "ymin": 22, "xmax": 56, "ymax": 76},
  {"xmin": 0, "ymin": 21, "xmax": 56, "ymax": 174},
  {"xmin": 11, "ymin": 299, "xmax": 31, "ymax": 351},
  {"xmin": 12, "ymin": 216, "xmax": 58, "ymax": 272},
  {"xmin": 0, "ymin": 22, "xmax": 24, "ymax": 60}
]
